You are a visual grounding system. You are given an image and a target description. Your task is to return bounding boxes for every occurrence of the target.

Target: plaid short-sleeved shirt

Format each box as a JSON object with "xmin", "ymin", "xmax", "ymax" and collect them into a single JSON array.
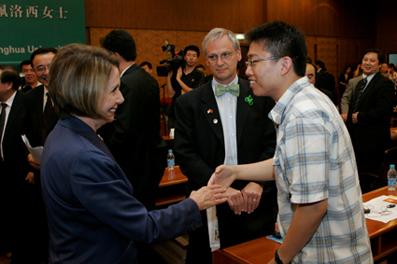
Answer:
[{"xmin": 270, "ymin": 77, "xmax": 372, "ymax": 263}]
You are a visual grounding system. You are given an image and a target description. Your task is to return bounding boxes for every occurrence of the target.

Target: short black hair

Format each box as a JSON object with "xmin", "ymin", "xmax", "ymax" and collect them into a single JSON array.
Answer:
[
  {"xmin": 184, "ymin": 45, "xmax": 200, "ymax": 57},
  {"xmin": 1, "ymin": 70, "xmax": 21, "ymax": 90},
  {"xmin": 246, "ymin": 21, "xmax": 307, "ymax": 77},
  {"xmin": 315, "ymin": 60, "xmax": 326, "ymax": 71},
  {"xmin": 19, "ymin": 60, "xmax": 31, "ymax": 71},
  {"xmin": 101, "ymin": 30, "xmax": 137, "ymax": 61},
  {"xmin": 364, "ymin": 48, "xmax": 384, "ymax": 63},
  {"xmin": 30, "ymin": 47, "xmax": 57, "ymax": 66},
  {"xmin": 139, "ymin": 61, "xmax": 152, "ymax": 69}
]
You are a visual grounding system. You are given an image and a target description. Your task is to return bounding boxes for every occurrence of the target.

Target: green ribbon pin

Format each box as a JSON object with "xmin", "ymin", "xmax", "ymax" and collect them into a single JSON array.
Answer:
[{"xmin": 244, "ymin": 95, "xmax": 254, "ymax": 106}]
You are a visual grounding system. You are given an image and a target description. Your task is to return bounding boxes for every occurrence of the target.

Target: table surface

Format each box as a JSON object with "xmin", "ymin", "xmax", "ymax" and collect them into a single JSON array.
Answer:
[
  {"xmin": 214, "ymin": 186, "xmax": 397, "ymax": 263},
  {"xmin": 159, "ymin": 165, "xmax": 188, "ymax": 187},
  {"xmin": 363, "ymin": 186, "xmax": 397, "ymax": 238}
]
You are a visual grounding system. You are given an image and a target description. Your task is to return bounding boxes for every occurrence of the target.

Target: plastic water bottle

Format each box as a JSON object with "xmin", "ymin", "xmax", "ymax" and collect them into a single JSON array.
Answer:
[
  {"xmin": 167, "ymin": 149, "xmax": 175, "ymax": 178},
  {"xmin": 387, "ymin": 164, "xmax": 397, "ymax": 191}
]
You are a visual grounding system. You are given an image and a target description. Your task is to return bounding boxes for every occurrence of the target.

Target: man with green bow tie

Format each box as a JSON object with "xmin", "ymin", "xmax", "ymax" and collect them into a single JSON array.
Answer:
[
  {"xmin": 214, "ymin": 83, "xmax": 240, "ymax": 97},
  {"xmin": 174, "ymin": 28, "xmax": 277, "ymax": 264}
]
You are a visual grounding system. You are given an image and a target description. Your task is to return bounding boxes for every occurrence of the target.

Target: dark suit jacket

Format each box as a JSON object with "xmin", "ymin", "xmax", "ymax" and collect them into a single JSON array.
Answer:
[
  {"xmin": 316, "ymin": 69, "xmax": 337, "ymax": 104},
  {"xmin": 347, "ymin": 72, "xmax": 395, "ymax": 172},
  {"xmin": 100, "ymin": 64, "xmax": 165, "ymax": 208},
  {"xmin": 175, "ymin": 78, "xmax": 277, "ymax": 247},
  {"xmin": 24, "ymin": 85, "xmax": 58, "ymax": 147},
  {"xmin": 0, "ymin": 91, "xmax": 29, "ymax": 189},
  {"xmin": 41, "ymin": 116, "xmax": 202, "ymax": 264},
  {"xmin": 0, "ymin": 91, "xmax": 30, "ymax": 235}
]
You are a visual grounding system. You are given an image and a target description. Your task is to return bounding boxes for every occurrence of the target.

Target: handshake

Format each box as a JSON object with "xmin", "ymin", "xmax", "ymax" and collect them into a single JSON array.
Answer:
[{"xmin": 190, "ymin": 162, "xmax": 270, "ymax": 214}]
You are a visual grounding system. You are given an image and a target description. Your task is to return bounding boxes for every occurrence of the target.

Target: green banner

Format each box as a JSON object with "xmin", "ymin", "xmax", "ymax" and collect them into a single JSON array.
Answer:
[{"xmin": 0, "ymin": 1, "xmax": 86, "ymax": 66}]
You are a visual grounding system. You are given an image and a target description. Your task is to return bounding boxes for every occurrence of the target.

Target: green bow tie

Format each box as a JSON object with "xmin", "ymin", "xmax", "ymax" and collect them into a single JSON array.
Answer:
[{"xmin": 215, "ymin": 83, "xmax": 240, "ymax": 97}]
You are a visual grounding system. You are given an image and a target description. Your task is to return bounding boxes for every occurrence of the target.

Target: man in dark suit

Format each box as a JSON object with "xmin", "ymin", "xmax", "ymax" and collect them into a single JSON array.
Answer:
[
  {"xmin": 0, "ymin": 70, "xmax": 30, "ymax": 262},
  {"xmin": 315, "ymin": 59, "xmax": 337, "ymax": 104},
  {"xmin": 24, "ymin": 48, "xmax": 58, "ymax": 149},
  {"xmin": 101, "ymin": 30, "xmax": 165, "ymax": 210},
  {"xmin": 19, "ymin": 60, "xmax": 39, "ymax": 94},
  {"xmin": 22, "ymin": 47, "xmax": 58, "ymax": 264},
  {"xmin": 175, "ymin": 28, "xmax": 277, "ymax": 264},
  {"xmin": 341, "ymin": 49, "xmax": 395, "ymax": 192}
]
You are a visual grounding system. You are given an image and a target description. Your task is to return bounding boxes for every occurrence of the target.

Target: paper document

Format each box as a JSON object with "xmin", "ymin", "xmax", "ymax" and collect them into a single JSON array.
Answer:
[
  {"xmin": 21, "ymin": 134, "xmax": 43, "ymax": 164},
  {"xmin": 363, "ymin": 195, "xmax": 397, "ymax": 223},
  {"xmin": 206, "ymin": 206, "xmax": 220, "ymax": 251}
]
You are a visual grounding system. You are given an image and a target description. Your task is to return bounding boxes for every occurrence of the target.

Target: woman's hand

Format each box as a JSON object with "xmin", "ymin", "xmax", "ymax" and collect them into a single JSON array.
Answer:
[{"xmin": 189, "ymin": 185, "xmax": 227, "ymax": 210}]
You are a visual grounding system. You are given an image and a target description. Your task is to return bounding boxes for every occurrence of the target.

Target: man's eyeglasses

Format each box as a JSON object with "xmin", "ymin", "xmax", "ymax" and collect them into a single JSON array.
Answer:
[
  {"xmin": 207, "ymin": 51, "xmax": 234, "ymax": 63},
  {"xmin": 245, "ymin": 56, "xmax": 278, "ymax": 67},
  {"xmin": 35, "ymin": 65, "xmax": 51, "ymax": 74}
]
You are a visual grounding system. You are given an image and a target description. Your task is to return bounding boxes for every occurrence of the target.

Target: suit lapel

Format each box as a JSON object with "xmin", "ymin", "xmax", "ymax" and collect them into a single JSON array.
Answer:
[
  {"xmin": 3, "ymin": 92, "xmax": 22, "ymax": 140},
  {"xmin": 36, "ymin": 85, "xmax": 45, "ymax": 121},
  {"xmin": 200, "ymin": 83, "xmax": 224, "ymax": 143},
  {"xmin": 357, "ymin": 72, "xmax": 381, "ymax": 108}
]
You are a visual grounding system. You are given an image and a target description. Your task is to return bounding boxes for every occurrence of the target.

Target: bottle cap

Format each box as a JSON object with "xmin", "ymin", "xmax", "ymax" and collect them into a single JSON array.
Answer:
[
  {"xmin": 390, "ymin": 164, "xmax": 395, "ymax": 169},
  {"xmin": 168, "ymin": 149, "xmax": 172, "ymax": 153}
]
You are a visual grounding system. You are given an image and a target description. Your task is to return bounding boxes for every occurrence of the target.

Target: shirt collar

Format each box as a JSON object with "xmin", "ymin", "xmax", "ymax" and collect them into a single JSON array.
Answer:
[
  {"xmin": 269, "ymin": 76, "xmax": 309, "ymax": 126},
  {"xmin": 120, "ymin": 63, "xmax": 134, "ymax": 78},
  {"xmin": 3, "ymin": 90, "xmax": 17, "ymax": 107},
  {"xmin": 362, "ymin": 72, "xmax": 376, "ymax": 84}
]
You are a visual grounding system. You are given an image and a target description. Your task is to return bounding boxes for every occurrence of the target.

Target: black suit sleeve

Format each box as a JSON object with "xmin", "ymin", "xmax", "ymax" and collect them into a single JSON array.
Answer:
[
  {"xmin": 358, "ymin": 78, "xmax": 394, "ymax": 124},
  {"xmin": 108, "ymin": 72, "xmax": 160, "ymax": 152},
  {"xmin": 174, "ymin": 95, "xmax": 214, "ymax": 189}
]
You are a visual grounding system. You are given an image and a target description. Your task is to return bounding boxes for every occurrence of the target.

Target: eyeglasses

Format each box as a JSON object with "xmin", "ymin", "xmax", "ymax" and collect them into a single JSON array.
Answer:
[
  {"xmin": 207, "ymin": 51, "xmax": 234, "ymax": 63},
  {"xmin": 245, "ymin": 56, "xmax": 278, "ymax": 67},
  {"xmin": 35, "ymin": 64, "xmax": 51, "ymax": 74}
]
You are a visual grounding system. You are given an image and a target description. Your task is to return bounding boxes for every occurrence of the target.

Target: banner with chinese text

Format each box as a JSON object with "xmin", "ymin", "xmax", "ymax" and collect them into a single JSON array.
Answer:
[{"xmin": 0, "ymin": 1, "xmax": 85, "ymax": 66}]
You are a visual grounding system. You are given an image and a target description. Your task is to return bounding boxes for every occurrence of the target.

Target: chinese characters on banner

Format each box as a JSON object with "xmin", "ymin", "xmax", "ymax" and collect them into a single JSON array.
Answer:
[
  {"xmin": 0, "ymin": 4, "xmax": 68, "ymax": 19},
  {"xmin": 0, "ymin": 1, "xmax": 85, "ymax": 66}
]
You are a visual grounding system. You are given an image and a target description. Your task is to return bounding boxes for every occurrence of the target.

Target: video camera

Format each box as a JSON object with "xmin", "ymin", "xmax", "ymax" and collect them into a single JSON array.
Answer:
[{"xmin": 156, "ymin": 41, "xmax": 185, "ymax": 77}]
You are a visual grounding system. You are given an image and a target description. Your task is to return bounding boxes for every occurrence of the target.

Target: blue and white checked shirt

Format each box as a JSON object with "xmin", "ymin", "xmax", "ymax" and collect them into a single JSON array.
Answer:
[{"xmin": 270, "ymin": 77, "xmax": 372, "ymax": 263}]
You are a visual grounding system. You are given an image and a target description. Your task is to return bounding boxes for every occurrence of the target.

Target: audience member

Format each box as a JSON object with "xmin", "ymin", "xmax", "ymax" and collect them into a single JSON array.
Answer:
[
  {"xmin": 40, "ymin": 43, "xmax": 227, "ymax": 264},
  {"xmin": 175, "ymin": 28, "xmax": 277, "ymax": 264},
  {"xmin": 337, "ymin": 64, "xmax": 353, "ymax": 105},
  {"xmin": 167, "ymin": 44, "xmax": 204, "ymax": 128},
  {"xmin": 305, "ymin": 62, "xmax": 317, "ymax": 84},
  {"xmin": 22, "ymin": 47, "xmax": 59, "ymax": 264},
  {"xmin": 19, "ymin": 60, "xmax": 39, "ymax": 94},
  {"xmin": 24, "ymin": 48, "xmax": 59, "ymax": 148},
  {"xmin": 380, "ymin": 62, "xmax": 390, "ymax": 77},
  {"xmin": 340, "ymin": 49, "xmax": 394, "ymax": 192},
  {"xmin": 0, "ymin": 70, "xmax": 31, "ymax": 262},
  {"xmin": 389, "ymin": 63, "xmax": 397, "ymax": 88},
  {"xmin": 353, "ymin": 62, "xmax": 363, "ymax": 77},
  {"xmin": 209, "ymin": 20, "xmax": 372, "ymax": 264},
  {"xmin": 101, "ymin": 30, "xmax": 165, "ymax": 210},
  {"xmin": 305, "ymin": 62, "xmax": 334, "ymax": 100},
  {"xmin": 315, "ymin": 59, "xmax": 337, "ymax": 104}
]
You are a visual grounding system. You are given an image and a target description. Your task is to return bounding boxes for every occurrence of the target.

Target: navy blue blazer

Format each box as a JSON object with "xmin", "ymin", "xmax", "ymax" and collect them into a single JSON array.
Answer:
[{"xmin": 41, "ymin": 116, "xmax": 201, "ymax": 264}]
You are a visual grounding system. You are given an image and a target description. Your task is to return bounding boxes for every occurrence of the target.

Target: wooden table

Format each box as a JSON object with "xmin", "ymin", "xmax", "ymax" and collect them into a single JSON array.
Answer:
[
  {"xmin": 363, "ymin": 186, "xmax": 397, "ymax": 262},
  {"xmin": 213, "ymin": 186, "xmax": 397, "ymax": 263},
  {"xmin": 155, "ymin": 165, "xmax": 188, "ymax": 207}
]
